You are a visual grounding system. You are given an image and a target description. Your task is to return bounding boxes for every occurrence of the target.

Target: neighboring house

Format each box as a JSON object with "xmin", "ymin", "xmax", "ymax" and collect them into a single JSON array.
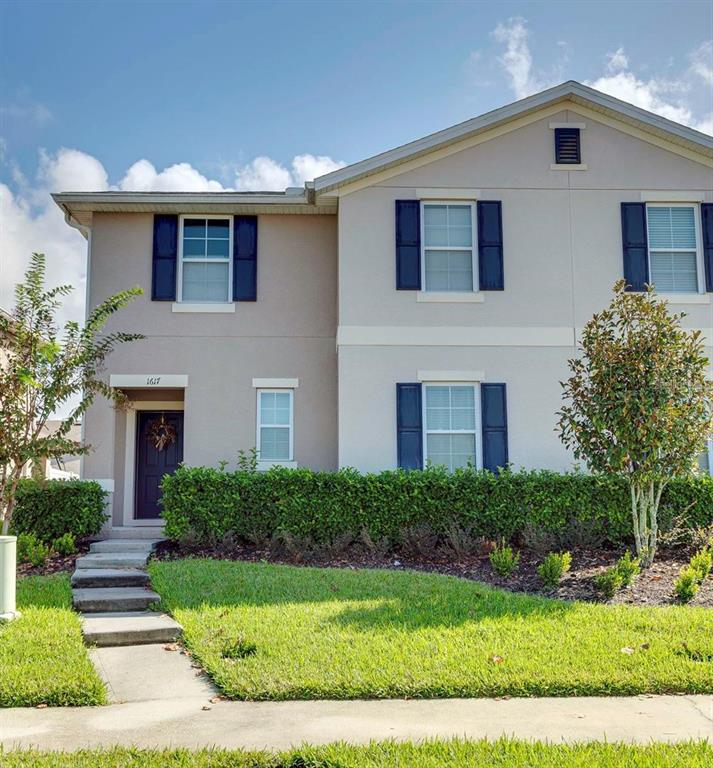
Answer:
[{"xmin": 53, "ymin": 81, "xmax": 713, "ymax": 532}]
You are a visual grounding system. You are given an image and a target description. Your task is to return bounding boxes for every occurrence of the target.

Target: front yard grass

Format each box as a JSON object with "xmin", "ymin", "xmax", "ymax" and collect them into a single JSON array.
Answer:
[
  {"xmin": 0, "ymin": 575, "xmax": 106, "ymax": 707},
  {"xmin": 150, "ymin": 559, "xmax": 713, "ymax": 701},
  {"xmin": 3, "ymin": 740, "xmax": 713, "ymax": 767}
]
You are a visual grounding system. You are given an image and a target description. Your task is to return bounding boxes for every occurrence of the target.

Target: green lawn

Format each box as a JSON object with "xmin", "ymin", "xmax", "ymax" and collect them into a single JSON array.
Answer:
[
  {"xmin": 0, "ymin": 575, "xmax": 106, "ymax": 707},
  {"xmin": 151, "ymin": 558, "xmax": 713, "ymax": 701},
  {"xmin": 2, "ymin": 741, "xmax": 712, "ymax": 767}
]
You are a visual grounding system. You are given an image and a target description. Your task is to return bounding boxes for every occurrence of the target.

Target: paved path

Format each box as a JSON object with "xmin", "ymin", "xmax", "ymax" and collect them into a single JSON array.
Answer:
[{"xmin": 1, "ymin": 694, "xmax": 711, "ymax": 750}]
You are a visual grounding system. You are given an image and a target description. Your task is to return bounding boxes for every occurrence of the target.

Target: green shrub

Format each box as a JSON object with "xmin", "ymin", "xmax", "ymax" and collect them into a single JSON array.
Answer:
[
  {"xmin": 537, "ymin": 552, "xmax": 572, "ymax": 589},
  {"xmin": 675, "ymin": 566, "xmax": 700, "ymax": 603},
  {"xmin": 160, "ymin": 465, "xmax": 713, "ymax": 550},
  {"xmin": 614, "ymin": 551, "xmax": 640, "ymax": 587},
  {"xmin": 52, "ymin": 533, "xmax": 77, "ymax": 556},
  {"xmin": 489, "ymin": 541, "xmax": 520, "ymax": 577},
  {"xmin": 594, "ymin": 568, "xmax": 623, "ymax": 600},
  {"xmin": 16, "ymin": 532, "xmax": 51, "ymax": 567},
  {"xmin": 12, "ymin": 479, "xmax": 106, "ymax": 543},
  {"xmin": 689, "ymin": 547, "xmax": 712, "ymax": 582}
]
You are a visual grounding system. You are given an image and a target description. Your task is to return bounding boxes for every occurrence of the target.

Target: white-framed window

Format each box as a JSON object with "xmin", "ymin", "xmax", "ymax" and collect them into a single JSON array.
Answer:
[
  {"xmin": 178, "ymin": 215, "xmax": 232, "ymax": 303},
  {"xmin": 420, "ymin": 201, "xmax": 477, "ymax": 292},
  {"xmin": 423, "ymin": 383, "xmax": 482, "ymax": 471},
  {"xmin": 256, "ymin": 389, "xmax": 293, "ymax": 463},
  {"xmin": 646, "ymin": 204, "xmax": 703, "ymax": 294}
]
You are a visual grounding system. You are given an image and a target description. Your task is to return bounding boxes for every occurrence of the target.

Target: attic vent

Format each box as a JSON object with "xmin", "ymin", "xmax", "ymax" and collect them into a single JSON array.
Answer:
[{"xmin": 554, "ymin": 128, "xmax": 581, "ymax": 164}]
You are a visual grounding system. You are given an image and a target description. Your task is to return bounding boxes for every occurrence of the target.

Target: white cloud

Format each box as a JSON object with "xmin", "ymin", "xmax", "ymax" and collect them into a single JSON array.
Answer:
[
  {"xmin": 234, "ymin": 156, "xmax": 292, "ymax": 191},
  {"xmin": 606, "ymin": 48, "xmax": 629, "ymax": 73},
  {"xmin": 38, "ymin": 147, "xmax": 109, "ymax": 194},
  {"xmin": 291, "ymin": 154, "xmax": 345, "ymax": 184},
  {"xmin": 690, "ymin": 41, "xmax": 713, "ymax": 86},
  {"xmin": 119, "ymin": 159, "xmax": 225, "ymax": 192},
  {"xmin": 492, "ymin": 17, "xmax": 541, "ymax": 99},
  {"xmin": 233, "ymin": 153, "xmax": 345, "ymax": 190},
  {"xmin": 490, "ymin": 22, "xmax": 712, "ymax": 136},
  {"xmin": 0, "ymin": 101, "xmax": 53, "ymax": 125}
]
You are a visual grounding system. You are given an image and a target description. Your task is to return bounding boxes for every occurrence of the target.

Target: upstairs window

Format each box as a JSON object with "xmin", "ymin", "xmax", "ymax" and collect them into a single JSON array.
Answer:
[
  {"xmin": 647, "ymin": 205, "xmax": 701, "ymax": 293},
  {"xmin": 554, "ymin": 128, "xmax": 581, "ymax": 164},
  {"xmin": 421, "ymin": 202, "xmax": 476, "ymax": 291},
  {"xmin": 423, "ymin": 384, "xmax": 480, "ymax": 471},
  {"xmin": 179, "ymin": 216, "xmax": 232, "ymax": 302}
]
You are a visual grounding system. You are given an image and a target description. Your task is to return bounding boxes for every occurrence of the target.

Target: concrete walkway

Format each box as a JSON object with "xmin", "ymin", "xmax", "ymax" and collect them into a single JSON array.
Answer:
[{"xmin": 1, "ymin": 694, "xmax": 711, "ymax": 750}]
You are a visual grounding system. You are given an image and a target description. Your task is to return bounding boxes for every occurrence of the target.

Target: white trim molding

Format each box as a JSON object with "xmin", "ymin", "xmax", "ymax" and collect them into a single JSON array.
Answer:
[
  {"xmin": 172, "ymin": 302, "xmax": 235, "ymax": 313},
  {"xmin": 252, "ymin": 378, "xmax": 299, "ymax": 389},
  {"xmin": 110, "ymin": 374, "xmax": 188, "ymax": 389},
  {"xmin": 123, "ymin": 400, "xmax": 184, "ymax": 527},
  {"xmin": 549, "ymin": 122, "xmax": 586, "ymax": 130},
  {"xmin": 550, "ymin": 163, "xmax": 588, "ymax": 171},
  {"xmin": 88, "ymin": 478, "xmax": 114, "ymax": 493},
  {"xmin": 641, "ymin": 191, "xmax": 706, "ymax": 202},
  {"xmin": 337, "ymin": 325, "xmax": 576, "ymax": 347},
  {"xmin": 658, "ymin": 293, "xmax": 711, "ymax": 305},
  {"xmin": 418, "ymin": 370, "xmax": 485, "ymax": 382},
  {"xmin": 415, "ymin": 188, "xmax": 481, "ymax": 199},
  {"xmin": 417, "ymin": 292, "xmax": 484, "ymax": 303},
  {"xmin": 257, "ymin": 460, "xmax": 298, "ymax": 471}
]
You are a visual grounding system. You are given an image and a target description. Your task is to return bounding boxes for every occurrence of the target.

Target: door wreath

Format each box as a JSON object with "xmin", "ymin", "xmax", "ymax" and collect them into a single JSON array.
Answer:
[{"xmin": 146, "ymin": 414, "xmax": 177, "ymax": 452}]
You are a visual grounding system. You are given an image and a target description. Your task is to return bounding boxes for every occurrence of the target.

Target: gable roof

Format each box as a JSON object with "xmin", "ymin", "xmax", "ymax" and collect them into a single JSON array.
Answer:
[{"xmin": 312, "ymin": 80, "xmax": 713, "ymax": 194}]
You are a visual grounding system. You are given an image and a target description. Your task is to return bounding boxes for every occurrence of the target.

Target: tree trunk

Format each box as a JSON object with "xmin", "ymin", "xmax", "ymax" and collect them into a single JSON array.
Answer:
[{"xmin": 630, "ymin": 480, "xmax": 663, "ymax": 568}]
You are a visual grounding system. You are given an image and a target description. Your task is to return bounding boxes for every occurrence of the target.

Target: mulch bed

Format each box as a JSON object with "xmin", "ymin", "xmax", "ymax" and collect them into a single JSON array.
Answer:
[
  {"xmin": 153, "ymin": 539, "xmax": 713, "ymax": 608},
  {"xmin": 17, "ymin": 541, "xmax": 90, "ymax": 578}
]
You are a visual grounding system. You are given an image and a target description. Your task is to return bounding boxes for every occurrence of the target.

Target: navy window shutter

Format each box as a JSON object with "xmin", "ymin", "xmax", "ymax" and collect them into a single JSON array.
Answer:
[
  {"xmin": 151, "ymin": 215, "xmax": 178, "ymax": 301},
  {"xmin": 481, "ymin": 383, "xmax": 508, "ymax": 473},
  {"xmin": 477, "ymin": 201, "xmax": 504, "ymax": 290},
  {"xmin": 396, "ymin": 383, "xmax": 423, "ymax": 469},
  {"xmin": 233, "ymin": 216, "xmax": 258, "ymax": 301},
  {"xmin": 395, "ymin": 201, "xmax": 421, "ymax": 290},
  {"xmin": 701, "ymin": 203, "xmax": 713, "ymax": 293},
  {"xmin": 621, "ymin": 203, "xmax": 649, "ymax": 292}
]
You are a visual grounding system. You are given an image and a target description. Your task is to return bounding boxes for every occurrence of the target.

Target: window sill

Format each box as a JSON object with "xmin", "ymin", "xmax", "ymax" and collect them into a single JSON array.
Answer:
[
  {"xmin": 416, "ymin": 292, "xmax": 485, "ymax": 303},
  {"xmin": 257, "ymin": 460, "xmax": 297, "ymax": 471},
  {"xmin": 550, "ymin": 163, "xmax": 588, "ymax": 171},
  {"xmin": 171, "ymin": 303, "xmax": 235, "ymax": 313},
  {"xmin": 658, "ymin": 293, "xmax": 711, "ymax": 305}
]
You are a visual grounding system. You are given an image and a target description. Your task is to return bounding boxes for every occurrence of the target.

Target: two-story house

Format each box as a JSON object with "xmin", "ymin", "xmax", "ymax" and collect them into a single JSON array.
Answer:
[{"xmin": 53, "ymin": 81, "xmax": 713, "ymax": 533}]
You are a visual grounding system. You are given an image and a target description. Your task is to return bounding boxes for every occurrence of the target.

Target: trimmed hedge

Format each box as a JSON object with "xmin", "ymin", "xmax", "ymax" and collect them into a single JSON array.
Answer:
[
  {"xmin": 12, "ymin": 479, "xmax": 107, "ymax": 543},
  {"xmin": 161, "ymin": 466, "xmax": 713, "ymax": 547}
]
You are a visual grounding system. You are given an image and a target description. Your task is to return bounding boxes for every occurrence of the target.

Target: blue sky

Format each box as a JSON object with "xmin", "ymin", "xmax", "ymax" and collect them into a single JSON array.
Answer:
[{"xmin": 1, "ymin": 0, "xmax": 711, "ymax": 319}]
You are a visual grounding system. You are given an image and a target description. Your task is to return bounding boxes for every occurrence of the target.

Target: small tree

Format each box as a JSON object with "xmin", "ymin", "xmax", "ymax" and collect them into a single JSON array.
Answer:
[
  {"xmin": 0, "ymin": 253, "xmax": 143, "ymax": 535},
  {"xmin": 558, "ymin": 280, "xmax": 713, "ymax": 567}
]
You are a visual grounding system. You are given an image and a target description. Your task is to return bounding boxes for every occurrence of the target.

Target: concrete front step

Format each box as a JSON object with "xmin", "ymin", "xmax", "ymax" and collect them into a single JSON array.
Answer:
[
  {"xmin": 73, "ymin": 587, "xmax": 160, "ymax": 613},
  {"xmin": 82, "ymin": 611, "xmax": 182, "ymax": 647},
  {"xmin": 71, "ymin": 568, "xmax": 151, "ymax": 589},
  {"xmin": 75, "ymin": 552, "xmax": 150, "ymax": 570},
  {"xmin": 104, "ymin": 526, "xmax": 166, "ymax": 540},
  {"xmin": 90, "ymin": 540, "xmax": 159, "ymax": 553}
]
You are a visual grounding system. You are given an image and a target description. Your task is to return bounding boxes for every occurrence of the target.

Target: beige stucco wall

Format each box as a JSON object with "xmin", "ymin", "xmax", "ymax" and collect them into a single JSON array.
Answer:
[
  {"xmin": 82, "ymin": 212, "xmax": 338, "ymax": 524},
  {"xmin": 337, "ymin": 108, "xmax": 713, "ymax": 471}
]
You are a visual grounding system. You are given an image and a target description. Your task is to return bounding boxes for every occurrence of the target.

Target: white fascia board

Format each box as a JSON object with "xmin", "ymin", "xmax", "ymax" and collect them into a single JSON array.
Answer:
[{"xmin": 52, "ymin": 191, "xmax": 309, "ymax": 206}]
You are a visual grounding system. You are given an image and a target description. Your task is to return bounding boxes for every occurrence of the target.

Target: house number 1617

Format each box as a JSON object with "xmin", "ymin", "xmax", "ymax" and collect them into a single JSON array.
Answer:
[{"xmin": 146, "ymin": 376, "xmax": 161, "ymax": 386}]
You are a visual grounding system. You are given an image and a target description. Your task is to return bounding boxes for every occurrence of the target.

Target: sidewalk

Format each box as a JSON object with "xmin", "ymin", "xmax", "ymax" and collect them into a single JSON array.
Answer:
[
  {"xmin": 2, "ymin": 694, "xmax": 711, "ymax": 749},
  {"xmin": 1, "ymin": 644, "xmax": 710, "ymax": 750}
]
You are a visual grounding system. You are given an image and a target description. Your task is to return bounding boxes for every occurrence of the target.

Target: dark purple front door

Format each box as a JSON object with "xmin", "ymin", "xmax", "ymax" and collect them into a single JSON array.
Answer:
[{"xmin": 134, "ymin": 411, "xmax": 184, "ymax": 520}]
